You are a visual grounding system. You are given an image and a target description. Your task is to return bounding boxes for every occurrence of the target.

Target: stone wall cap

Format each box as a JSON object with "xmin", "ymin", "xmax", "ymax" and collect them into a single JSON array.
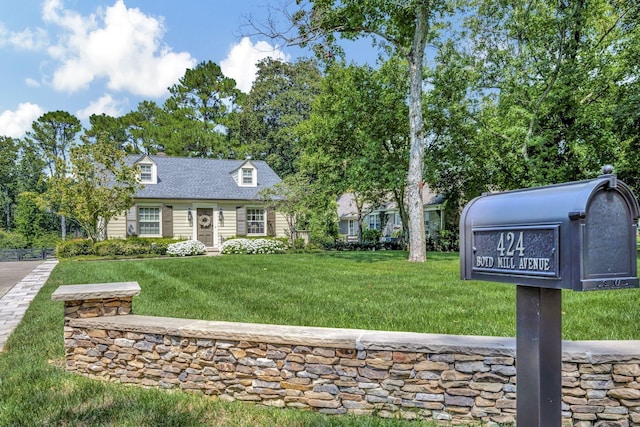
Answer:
[
  {"xmin": 359, "ymin": 331, "xmax": 517, "ymax": 356},
  {"xmin": 51, "ymin": 282, "xmax": 141, "ymax": 301},
  {"xmin": 70, "ymin": 315, "xmax": 366, "ymax": 349},
  {"xmin": 562, "ymin": 340, "xmax": 640, "ymax": 363}
]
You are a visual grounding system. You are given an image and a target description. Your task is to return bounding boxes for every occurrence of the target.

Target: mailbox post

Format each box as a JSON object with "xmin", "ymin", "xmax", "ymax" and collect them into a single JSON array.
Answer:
[{"xmin": 460, "ymin": 167, "xmax": 639, "ymax": 427}]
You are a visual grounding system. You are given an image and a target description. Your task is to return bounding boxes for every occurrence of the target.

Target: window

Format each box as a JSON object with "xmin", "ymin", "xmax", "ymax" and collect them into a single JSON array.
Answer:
[
  {"xmin": 247, "ymin": 208, "xmax": 265, "ymax": 234},
  {"xmin": 242, "ymin": 168, "xmax": 253, "ymax": 185},
  {"xmin": 139, "ymin": 164, "xmax": 152, "ymax": 182},
  {"xmin": 348, "ymin": 219, "xmax": 357, "ymax": 236},
  {"xmin": 394, "ymin": 212, "xmax": 402, "ymax": 226},
  {"xmin": 368, "ymin": 213, "xmax": 380, "ymax": 231},
  {"xmin": 139, "ymin": 207, "xmax": 160, "ymax": 235}
]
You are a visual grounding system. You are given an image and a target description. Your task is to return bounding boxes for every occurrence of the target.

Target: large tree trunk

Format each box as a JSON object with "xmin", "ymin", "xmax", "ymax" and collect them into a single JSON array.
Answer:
[{"xmin": 406, "ymin": 4, "xmax": 429, "ymax": 262}]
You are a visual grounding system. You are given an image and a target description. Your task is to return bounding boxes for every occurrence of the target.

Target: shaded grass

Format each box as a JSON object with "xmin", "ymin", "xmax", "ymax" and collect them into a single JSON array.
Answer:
[{"xmin": 1, "ymin": 251, "xmax": 638, "ymax": 426}]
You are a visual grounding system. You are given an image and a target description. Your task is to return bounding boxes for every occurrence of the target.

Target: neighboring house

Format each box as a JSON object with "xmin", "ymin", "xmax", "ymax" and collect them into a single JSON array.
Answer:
[
  {"xmin": 106, "ymin": 154, "xmax": 288, "ymax": 248},
  {"xmin": 337, "ymin": 188, "xmax": 445, "ymax": 241}
]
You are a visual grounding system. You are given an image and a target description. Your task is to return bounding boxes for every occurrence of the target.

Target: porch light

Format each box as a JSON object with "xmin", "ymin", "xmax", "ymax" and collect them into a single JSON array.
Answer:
[
  {"xmin": 218, "ymin": 208, "xmax": 224, "ymax": 221},
  {"xmin": 187, "ymin": 207, "xmax": 193, "ymax": 222}
]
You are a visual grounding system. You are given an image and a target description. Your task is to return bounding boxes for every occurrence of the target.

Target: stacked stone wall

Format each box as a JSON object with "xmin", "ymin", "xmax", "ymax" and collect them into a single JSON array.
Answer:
[{"xmin": 51, "ymin": 283, "xmax": 640, "ymax": 426}]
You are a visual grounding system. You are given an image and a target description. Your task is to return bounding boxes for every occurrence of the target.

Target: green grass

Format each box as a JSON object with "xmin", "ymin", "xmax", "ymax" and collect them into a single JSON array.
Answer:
[
  {"xmin": 1, "ymin": 251, "xmax": 638, "ymax": 426},
  {"xmin": 48, "ymin": 251, "xmax": 640, "ymax": 340}
]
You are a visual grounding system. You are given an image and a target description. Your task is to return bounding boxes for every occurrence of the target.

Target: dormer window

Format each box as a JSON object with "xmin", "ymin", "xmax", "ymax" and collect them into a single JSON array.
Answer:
[
  {"xmin": 135, "ymin": 156, "xmax": 157, "ymax": 184},
  {"xmin": 242, "ymin": 168, "xmax": 253, "ymax": 185},
  {"xmin": 140, "ymin": 164, "xmax": 152, "ymax": 182}
]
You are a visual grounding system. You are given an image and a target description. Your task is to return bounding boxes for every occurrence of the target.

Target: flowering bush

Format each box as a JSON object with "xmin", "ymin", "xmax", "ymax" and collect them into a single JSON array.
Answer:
[
  {"xmin": 166, "ymin": 240, "xmax": 207, "ymax": 256},
  {"xmin": 220, "ymin": 238, "xmax": 287, "ymax": 255}
]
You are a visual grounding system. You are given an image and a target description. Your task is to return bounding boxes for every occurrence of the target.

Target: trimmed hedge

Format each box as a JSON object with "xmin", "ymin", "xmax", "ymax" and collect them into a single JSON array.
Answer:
[
  {"xmin": 56, "ymin": 237, "xmax": 178, "ymax": 259},
  {"xmin": 322, "ymin": 240, "xmax": 404, "ymax": 251}
]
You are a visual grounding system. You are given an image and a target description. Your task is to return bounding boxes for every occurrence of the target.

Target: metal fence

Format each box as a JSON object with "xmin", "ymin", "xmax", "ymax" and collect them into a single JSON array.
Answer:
[{"xmin": 0, "ymin": 248, "xmax": 56, "ymax": 262}]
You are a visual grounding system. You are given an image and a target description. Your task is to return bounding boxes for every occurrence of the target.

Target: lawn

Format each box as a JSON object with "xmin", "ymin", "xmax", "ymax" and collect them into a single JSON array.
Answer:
[{"xmin": 0, "ymin": 251, "xmax": 638, "ymax": 426}]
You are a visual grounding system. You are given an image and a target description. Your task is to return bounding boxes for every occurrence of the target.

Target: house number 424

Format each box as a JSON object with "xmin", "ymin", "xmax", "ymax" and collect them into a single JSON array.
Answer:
[{"xmin": 497, "ymin": 231, "xmax": 525, "ymax": 257}]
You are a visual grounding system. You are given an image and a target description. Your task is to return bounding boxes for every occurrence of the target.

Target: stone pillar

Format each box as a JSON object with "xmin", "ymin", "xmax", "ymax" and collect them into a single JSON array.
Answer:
[{"xmin": 51, "ymin": 282, "xmax": 141, "ymax": 325}]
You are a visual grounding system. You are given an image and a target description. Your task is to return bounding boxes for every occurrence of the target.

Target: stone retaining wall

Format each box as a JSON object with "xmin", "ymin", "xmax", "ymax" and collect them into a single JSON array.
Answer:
[{"xmin": 51, "ymin": 283, "xmax": 640, "ymax": 426}]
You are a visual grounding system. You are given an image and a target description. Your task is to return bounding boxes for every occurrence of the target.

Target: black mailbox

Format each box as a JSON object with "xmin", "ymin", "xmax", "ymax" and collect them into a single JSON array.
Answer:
[{"xmin": 460, "ymin": 169, "xmax": 640, "ymax": 291}]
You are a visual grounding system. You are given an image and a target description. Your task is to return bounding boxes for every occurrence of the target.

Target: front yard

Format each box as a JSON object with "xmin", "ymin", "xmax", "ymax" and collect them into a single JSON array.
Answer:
[{"xmin": 1, "ymin": 251, "xmax": 638, "ymax": 426}]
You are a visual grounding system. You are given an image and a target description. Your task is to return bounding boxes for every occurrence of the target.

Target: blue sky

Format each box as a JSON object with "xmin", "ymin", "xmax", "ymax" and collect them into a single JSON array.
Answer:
[{"xmin": 0, "ymin": 0, "xmax": 370, "ymax": 138}]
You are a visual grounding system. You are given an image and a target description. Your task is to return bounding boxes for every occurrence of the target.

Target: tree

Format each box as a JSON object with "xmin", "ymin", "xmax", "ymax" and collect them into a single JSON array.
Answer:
[
  {"xmin": 121, "ymin": 101, "xmax": 167, "ymax": 155},
  {"xmin": 259, "ymin": 174, "xmax": 312, "ymax": 249},
  {"xmin": 43, "ymin": 136, "xmax": 142, "ymax": 243},
  {"xmin": 253, "ymin": 0, "xmax": 464, "ymax": 262},
  {"xmin": 298, "ymin": 59, "xmax": 410, "ymax": 241},
  {"xmin": 163, "ymin": 61, "xmax": 243, "ymax": 158},
  {"xmin": 25, "ymin": 111, "xmax": 81, "ymax": 177},
  {"xmin": 464, "ymin": 0, "xmax": 640, "ymax": 190},
  {"xmin": 25, "ymin": 111, "xmax": 82, "ymax": 240},
  {"xmin": 85, "ymin": 114, "xmax": 138, "ymax": 153},
  {"xmin": 0, "ymin": 136, "xmax": 19, "ymax": 230},
  {"xmin": 239, "ymin": 58, "xmax": 322, "ymax": 176},
  {"xmin": 14, "ymin": 192, "xmax": 55, "ymax": 244}
]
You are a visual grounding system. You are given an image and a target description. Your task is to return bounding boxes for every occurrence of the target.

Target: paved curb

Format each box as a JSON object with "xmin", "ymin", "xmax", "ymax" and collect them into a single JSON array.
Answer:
[{"xmin": 0, "ymin": 260, "xmax": 58, "ymax": 352}]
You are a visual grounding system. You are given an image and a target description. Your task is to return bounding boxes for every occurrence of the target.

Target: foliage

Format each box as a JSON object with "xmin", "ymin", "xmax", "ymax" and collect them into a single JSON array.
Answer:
[
  {"xmin": 43, "ymin": 135, "xmax": 142, "ymax": 243},
  {"xmin": 425, "ymin": 230, "xmax": 459, "ymax": 253},
  {"xmin": 238, "ymin": 58, "xmax": 322, "ymax": 176},
  {"xmin": 0, "ymin": 230, "xmax": 29, "ymax": 249},
  {"xmin": 298, "ymin": 59, "xmax": 411, "ymax": 244},
  {"xmin": 220, "ymin": 238, "xmax": 287, "ymax": 255},
  {"xmin": 322, "ymin": 240, "xmax": 404, "ymax": 252},
  {"xmin": 57, "ymin": 237, "xmax": 176, "ymax": 259},
  {"xmin": 457, "ymin": 0, "xmax": 640, "ymax": 191},
  {"xmin": 288, "ymin": 0, "xmax": 468, "ymax": 262},
  {"xmin": 162, "ymin": 60, "xmax": 243, "ymax": 158},
  {"xmin": 14, "ymin": 192, "xmax": 55, "ymax": 245},
  {"xmin": 361, "ymin": 228, "xmax": 381, "ymax": 243},
  {"xmin": 56, "ymin": 239, "xmax": 94, "ymax": 258},
  {"xmin": 24, "ymin": 110, "xmax": 81, "ymax": 177},
  {"xmin": 30, "ymin": 232, "xmax": 61, "ymax": 249},
  {"xmin": 166, "ymin": 240, "xmax": 207, "ymax": 256},
  {"xmin": 259, "ymin": 174, "xmax": 313, "ymax": 250},
  {"xmin": 0, "ymin": 136, "xmax": 19, "ymax": 230}
]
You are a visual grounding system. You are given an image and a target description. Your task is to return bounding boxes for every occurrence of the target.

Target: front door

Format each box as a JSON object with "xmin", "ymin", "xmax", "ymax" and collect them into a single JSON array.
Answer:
[{"xmin": 197, "ymin": 208, "xmax": 214, "ymax": 247}]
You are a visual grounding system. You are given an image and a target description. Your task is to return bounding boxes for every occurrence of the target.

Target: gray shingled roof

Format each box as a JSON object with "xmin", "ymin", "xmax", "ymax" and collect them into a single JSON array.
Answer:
[{"xmin": 131, "ymin": 155, "xmax": 281, "ymax": 201}]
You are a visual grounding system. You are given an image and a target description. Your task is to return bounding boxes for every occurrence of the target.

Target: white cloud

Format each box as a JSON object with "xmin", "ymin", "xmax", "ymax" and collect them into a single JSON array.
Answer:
[
  {"xmin": 0, "ymin": 103, "xmax": 45, "ymax": 138},
  {"xmin": 221, "ymin": 37, "xmax": 289, "ymax": 93},
  {"xmin": 25, "ymin": 78, "xmax": 41, "ymax": 88},
  {"xmin": 43, "ymin": 0, "xmax": 196, "ymax": 97},
  {"xmin": 0, "ymin": 23, "xmax": 48, "ymax": 50},
  {"xmin": 76, "ymin": 94, "xmax": 126, "ymax": 119}
]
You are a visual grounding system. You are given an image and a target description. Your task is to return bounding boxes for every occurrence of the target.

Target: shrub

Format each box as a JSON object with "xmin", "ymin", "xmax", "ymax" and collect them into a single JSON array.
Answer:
[
  {"xmin": 322, "ymin": 240, "xmax": 404, "ymax": 251},
  {"xmin": 56, "ymin": 239, "xmax": 94, "ymax": 258},
  {"xmin": 220, "ymin": 238, "xmax": 287, "ymax": 255},
  {"xmin": 0, "ymin": 230, "xmax": 29, "ymax": 249},
  {"xmin": 31, "ymin": 232, "xmax": 61, "ymax": 249},
  {"xmin": 362, "ymin": 228, "xmax": 382, "ymax": 243},
  {"xmin": 166, "ymin": 240, "xmax": 207, "ymax": 256}
]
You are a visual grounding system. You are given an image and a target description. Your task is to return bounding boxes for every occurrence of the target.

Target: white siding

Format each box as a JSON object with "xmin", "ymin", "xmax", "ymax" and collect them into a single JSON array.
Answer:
[
  {"xmin": 106, "ymin": 214, "xmax": 127, "ymax": 239},
  {"xmin": 172, "ymin": 205, "xmax": 194, "ymax": 240}
]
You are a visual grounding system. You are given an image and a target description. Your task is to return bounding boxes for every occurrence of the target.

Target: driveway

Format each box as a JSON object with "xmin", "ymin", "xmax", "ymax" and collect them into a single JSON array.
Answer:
[{"xmin": 0, "ymin": 261, "xmax": 44, "ymax": 299}]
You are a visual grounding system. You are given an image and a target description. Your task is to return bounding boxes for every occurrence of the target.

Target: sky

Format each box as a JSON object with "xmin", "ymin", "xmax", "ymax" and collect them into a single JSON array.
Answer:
[{"xmin": 0, "ymin": 0, "xmax": 368, "ymax": 139}]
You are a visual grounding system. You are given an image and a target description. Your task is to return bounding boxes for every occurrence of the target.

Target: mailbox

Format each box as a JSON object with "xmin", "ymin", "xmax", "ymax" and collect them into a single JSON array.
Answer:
[{"xmin": 460, "ymin": 168, "xmax": 640, "ymax": 291}]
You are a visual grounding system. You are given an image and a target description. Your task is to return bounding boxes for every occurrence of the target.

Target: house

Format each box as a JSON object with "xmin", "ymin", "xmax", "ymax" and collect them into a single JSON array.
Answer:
[
  {"xmin": 106, "ymin": 154, "xmax": 288, "ymax": 249},
  {"xmin": 337, "ymin": 188, "xmax": 445, "ymax": 241}
]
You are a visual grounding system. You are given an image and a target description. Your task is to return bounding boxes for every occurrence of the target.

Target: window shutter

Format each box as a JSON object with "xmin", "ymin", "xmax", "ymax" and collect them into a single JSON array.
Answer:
[
  {"xmin": 126, "ymin": 205, "xmax": 137, "ymax": 236},
  {"xmin": 236, "ymin": 206, "xmax": 247, "ymax": 236},
  {"xmin": 267, "ymin": 208, "xmax": 276, "ymax": 236},
  {"xmin": 162, "ymin": 205, "xmax": 173, "ymax": 238}
]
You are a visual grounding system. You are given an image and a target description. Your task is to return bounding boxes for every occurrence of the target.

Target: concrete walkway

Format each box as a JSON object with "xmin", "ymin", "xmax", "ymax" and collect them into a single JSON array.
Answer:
[{"xmin": 0, "ymin": 260, "xmax": 58, "ymax": 352}]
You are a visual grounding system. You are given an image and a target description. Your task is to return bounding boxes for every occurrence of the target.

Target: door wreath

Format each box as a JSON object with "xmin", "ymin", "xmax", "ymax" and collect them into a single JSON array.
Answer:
[{"xmin": 198, "ymin": 214, "xmax": 212, "ymax": 227}]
